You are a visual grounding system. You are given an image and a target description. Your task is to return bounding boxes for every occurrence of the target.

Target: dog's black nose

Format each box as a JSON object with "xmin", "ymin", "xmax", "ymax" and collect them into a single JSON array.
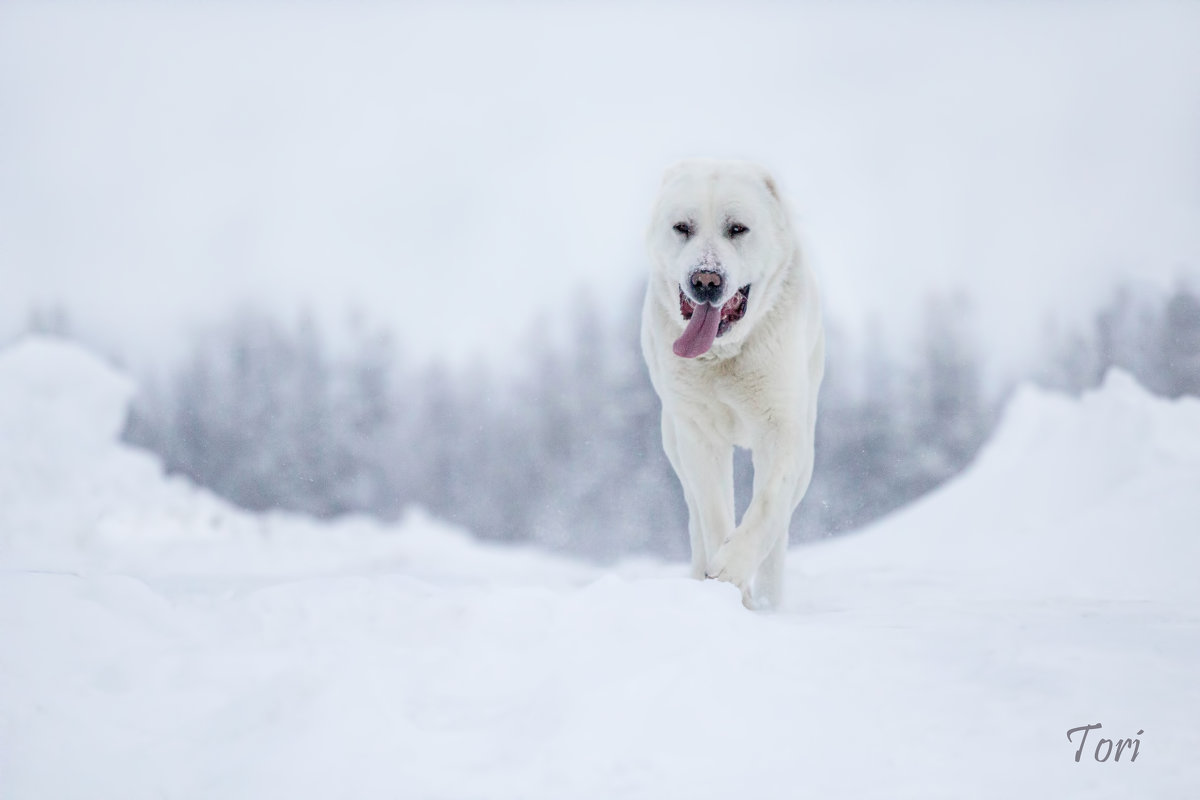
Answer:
[{"xmin": 689, "ymin": 271, "xmax": 724, "ymax": 304}]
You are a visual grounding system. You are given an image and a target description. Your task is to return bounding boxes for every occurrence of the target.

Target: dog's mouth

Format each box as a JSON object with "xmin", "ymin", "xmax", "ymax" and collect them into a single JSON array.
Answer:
[
  {"xmin": 673, "ymin": 284, "xmax": 751, "ymax": 358},
  {"xmin": 679, "ymin": 284, "xmax": 750, "ymax": 337}
]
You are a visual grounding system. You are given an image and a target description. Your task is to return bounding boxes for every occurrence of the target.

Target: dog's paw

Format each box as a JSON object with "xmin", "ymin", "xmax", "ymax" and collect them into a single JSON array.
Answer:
[{"xmin": 705, "ymin": 537, "xmax": 756, "ymax": 590}]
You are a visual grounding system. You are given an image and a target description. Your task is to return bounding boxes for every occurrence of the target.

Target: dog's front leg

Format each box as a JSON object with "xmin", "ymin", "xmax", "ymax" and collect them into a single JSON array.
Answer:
[
  {"xmin": 664, "ymin": 415, "xmax": 735, "ymax": 580},
  {"xmin": 707, "ymin": 424, "xmax": 813, "ymax": 607}
]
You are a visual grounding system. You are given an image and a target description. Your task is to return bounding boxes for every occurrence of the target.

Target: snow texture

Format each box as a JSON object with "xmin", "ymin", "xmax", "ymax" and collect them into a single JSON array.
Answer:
[{"xmin": 1, "ymin": 337, "xmax": 1197, "ymax": 798}]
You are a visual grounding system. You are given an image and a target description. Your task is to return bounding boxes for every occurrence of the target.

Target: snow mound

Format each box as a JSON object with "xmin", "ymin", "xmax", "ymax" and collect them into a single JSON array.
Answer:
[
  {"xmin": 952, "ymin": 369, "xmax": 1200, "ymax": 522},
  {"xmin": 1, "ymin": 339, "xmax": 1197, "ymax": 799},
  {"xmin": 815, "ymin": 369, "xmax": 1200, "ymax": 605},
  {"xmin": 0, "ymin": 337, "xmax": 591, "ymax": 585},
  {"xmin": 0, "ymin": 337, "xmax": 133, "ymax": 459}
]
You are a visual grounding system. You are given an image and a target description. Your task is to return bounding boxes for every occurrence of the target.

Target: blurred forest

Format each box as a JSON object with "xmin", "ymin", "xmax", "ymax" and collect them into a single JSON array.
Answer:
[{"xmin": 27, "ymin": 280, "xmax": 1200, "ymax": 560}]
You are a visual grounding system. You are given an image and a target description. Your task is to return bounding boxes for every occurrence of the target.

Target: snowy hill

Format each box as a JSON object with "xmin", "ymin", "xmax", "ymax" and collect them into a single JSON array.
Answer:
[{"xmin": 1, "ymin": 338, "xmax": 1197, "ymax": 799}]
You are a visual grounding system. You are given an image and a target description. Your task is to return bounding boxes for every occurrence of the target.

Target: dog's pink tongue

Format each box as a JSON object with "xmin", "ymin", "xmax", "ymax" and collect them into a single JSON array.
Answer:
[{"xmin": 673, "ymin": 303, "xmax": 721, "ymax": 358}]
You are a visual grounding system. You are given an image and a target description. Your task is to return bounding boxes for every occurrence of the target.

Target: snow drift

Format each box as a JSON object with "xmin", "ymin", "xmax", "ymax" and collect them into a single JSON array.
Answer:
[{"xmin": 1, "ymin": 338, "xmax": 1197, "ymax": 799}]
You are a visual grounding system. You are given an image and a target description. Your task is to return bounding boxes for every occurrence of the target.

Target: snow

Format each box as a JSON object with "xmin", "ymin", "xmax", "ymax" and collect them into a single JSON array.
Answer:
[{"xmin": 2, "ymin": 337, "xmax": 1197, "ymax": 798}]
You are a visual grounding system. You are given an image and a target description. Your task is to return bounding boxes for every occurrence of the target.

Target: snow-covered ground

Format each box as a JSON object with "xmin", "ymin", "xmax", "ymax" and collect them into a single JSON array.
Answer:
[{"xmin": 1, "ymin": 337, "xmax": 1197, "ymax": 798}]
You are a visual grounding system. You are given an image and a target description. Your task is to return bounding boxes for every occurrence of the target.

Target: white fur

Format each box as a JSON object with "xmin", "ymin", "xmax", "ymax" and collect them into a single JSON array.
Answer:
[{"xmin": 641, "ymin": 159, "xmax": 825, "ymax": 610}]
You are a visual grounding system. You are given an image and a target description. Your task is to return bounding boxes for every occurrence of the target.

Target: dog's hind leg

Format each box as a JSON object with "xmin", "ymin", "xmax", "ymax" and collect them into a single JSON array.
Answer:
[
  {"xmin": 752, "ymin": 447, "xmax": 815, "ymax": 608},
  {"xmin": 750, "ymin": 533, "xmax": 788, "ymax": 610}
]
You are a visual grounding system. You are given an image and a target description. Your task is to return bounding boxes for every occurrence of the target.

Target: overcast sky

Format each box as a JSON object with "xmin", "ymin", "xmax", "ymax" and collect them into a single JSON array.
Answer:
[{"xmin": 2, "ymin": 1, "xmax": 1198, "ymax": 375}]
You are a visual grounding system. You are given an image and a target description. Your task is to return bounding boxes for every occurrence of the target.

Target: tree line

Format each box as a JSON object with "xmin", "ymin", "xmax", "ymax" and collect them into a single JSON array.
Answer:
[{"xmin": 26, "ymin": 279, "xmax": 1200, "ymax": 560}]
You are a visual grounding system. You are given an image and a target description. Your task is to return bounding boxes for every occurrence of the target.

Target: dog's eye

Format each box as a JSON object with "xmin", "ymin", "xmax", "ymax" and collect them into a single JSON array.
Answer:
[
  {"xmin": 673, "ymin": 221, "xmax": 693, "ymax": 237},
  {"xmin": 727, "ymin": 223, "xmax": 749, "ymax": 238}
]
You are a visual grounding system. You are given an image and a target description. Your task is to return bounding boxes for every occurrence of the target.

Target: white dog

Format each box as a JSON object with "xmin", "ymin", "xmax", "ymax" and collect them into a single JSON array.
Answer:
[{"xmin": 641, "ymin": 159, "xmax": 825, "ymax": 609}]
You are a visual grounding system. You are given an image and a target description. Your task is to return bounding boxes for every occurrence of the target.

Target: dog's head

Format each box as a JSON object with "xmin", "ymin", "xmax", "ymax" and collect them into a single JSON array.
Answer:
[{"xmin": 646, "ymin": 159, "xmax": 794, "ymax": 358}]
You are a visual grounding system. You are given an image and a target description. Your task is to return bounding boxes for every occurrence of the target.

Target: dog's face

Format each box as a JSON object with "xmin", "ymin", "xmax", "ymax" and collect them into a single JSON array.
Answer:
[{"xmin": 646, "ymin": 159, "xmax": 792, "ymax": 358}]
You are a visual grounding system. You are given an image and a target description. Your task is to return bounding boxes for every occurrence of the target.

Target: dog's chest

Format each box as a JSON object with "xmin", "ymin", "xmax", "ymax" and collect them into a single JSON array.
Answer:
[{"xmin": 671, "ymin": 359, "xmax": 777, "ymax": 446}]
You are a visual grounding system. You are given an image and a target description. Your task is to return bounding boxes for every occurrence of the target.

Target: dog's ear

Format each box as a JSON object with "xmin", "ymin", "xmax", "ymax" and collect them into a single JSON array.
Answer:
[
  {"xmin": 759, "ymin": 168, "xmax": 791, "ymax": 231},
  {"xmin": 762, "ymin": 173, "xmax": 781, "ymax": 202}
]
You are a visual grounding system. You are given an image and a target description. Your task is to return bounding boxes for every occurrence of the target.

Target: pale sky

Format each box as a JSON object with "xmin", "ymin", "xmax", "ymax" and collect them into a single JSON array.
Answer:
[{"xmin": 2, "ymin": 1, "xmax": 1198, "ymax": 376}]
